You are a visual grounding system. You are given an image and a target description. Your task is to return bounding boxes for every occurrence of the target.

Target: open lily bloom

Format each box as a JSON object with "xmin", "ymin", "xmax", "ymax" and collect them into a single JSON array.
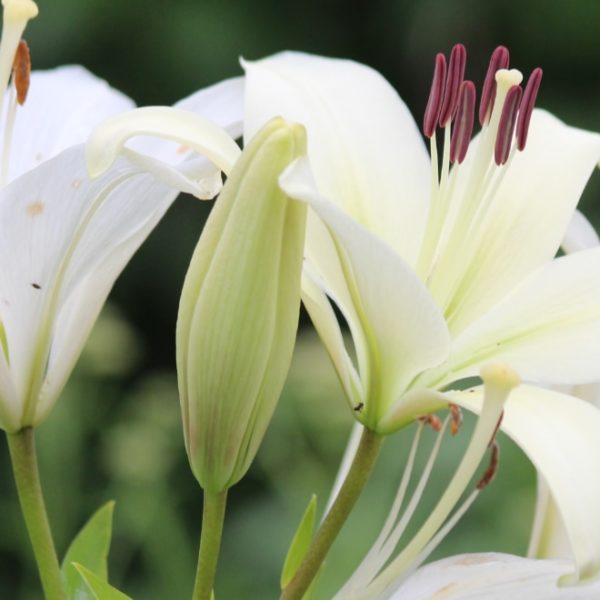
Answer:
[
  {"xmin": 241, "ymin": 50, "xmax": 600, "ymax": 585},
  {"xmin": 0, "ymin": 0, "xmax": 242, "ymax": 432},
  {"xmin": 391, "ymin": 553, "xmax": 600, "ymax": 600}
]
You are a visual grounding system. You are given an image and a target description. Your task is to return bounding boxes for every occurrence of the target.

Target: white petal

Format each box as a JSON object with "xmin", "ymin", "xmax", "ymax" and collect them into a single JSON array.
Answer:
[
  {"xmin": 282, "ymin": 157, "xmax": 449, "ymax": 426},
  {"xmin": 0, "ymin": 145, "xmax": 177, "ymax": 425},
  {"xmin": 562, "ymin": 210, "xmax": 599, "ymax": 253},
  {"xmin": 438, "ymin": 110, "xmax": 600, "ymax": 335},
  {"xmin": 129, "ymin": 76, "xmax": 245, "ymax": 165},
  {"xmin": 301, "ymin": 266, "xmax": 361, "ymax": 408},
  {"xmin": 4, "ymin": 66, "xmax": 134, "ymax": 182},
  {"xmin": 85, "ymin": 106, "xmax": 241, "ymax": 179},
  {"xmin": 243, "ymin": 51, "xmax": 431, "ymax": 266},
  {"xmin": 448, "ymin": 385, "xmax": 600, "ymax": 583},
  {"xmin": 442, "ymin": 247, "xmax": 600, "ymax": 385},
  {"xmin": 529, "ymin": 474, "xmax": 572, "ymax": 564},
  {"xmin": 394, "ymin": 553, "xmax": 600, "ymax": 600}
]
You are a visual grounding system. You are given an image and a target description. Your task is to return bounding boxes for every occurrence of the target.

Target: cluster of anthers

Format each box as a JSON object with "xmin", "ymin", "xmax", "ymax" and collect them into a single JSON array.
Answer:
[
  {"xmin": 422, "ymin": 43, "xmax": 542, "ymax": 167},
  {"xmin": 418, "ymin": 400, "xmax": 501, "ymax": 492},
  {"xmin": 415, "ymin": 44, "xmax": 543, "ymax": 301}
]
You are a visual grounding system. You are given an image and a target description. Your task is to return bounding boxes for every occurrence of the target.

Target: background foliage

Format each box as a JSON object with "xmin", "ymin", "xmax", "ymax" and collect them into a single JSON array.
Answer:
[{"xmin": 1, "ymin": 0, "xmax": 599, "ymax": 597}]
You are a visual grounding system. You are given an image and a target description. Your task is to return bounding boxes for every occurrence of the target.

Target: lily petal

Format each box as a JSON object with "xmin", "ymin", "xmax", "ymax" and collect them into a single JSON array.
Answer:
[
  {"xmin": 85, "ymin": 106, "xmax": 241, "ymax": 179},
  {"xmin": 5, "ymin": 66, "xmax": 134, "ymax": 182},
  {"xmin": 394, "ymin": 553, "xmax": 600, "ymax": 600},
  {"xmin": 243, "ymin": 51, "xmax": 431, "ymax": 267},
  {"xmin": 0, "ymin": 145, "xmax": 178, "ymax": 427},
  {"xmin": 439, "ymin": 110, "xmax": 600, "ymax": 335},
  {"xmin": 281, "ymin": 157, "xmax": 449, "ymax": 427},
  {"xmin": 562, "ymin": 210, "xmax": 599, "ymax": 253},
  {"xmin": 439, "ymin": 246, "xmax": 600, "ymax": 385},
  {"xmin": 448, "ymin": 385, "xmax": 600, "ymax": 583},
  {"xmin": 128, "ymin": 76, "xmax": 245, "ymax": 165}
]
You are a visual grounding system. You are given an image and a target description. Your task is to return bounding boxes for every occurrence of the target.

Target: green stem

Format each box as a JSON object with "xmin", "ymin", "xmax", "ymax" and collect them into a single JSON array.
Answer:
[
  {"xmin": 192, "ymin": 489, "xmax": 228, "ymax": 600},
  {"xmin": 6, "ymin": 428, "xmax": 66, "ymax": 600},
  {"xmin": 281, "ymin": 427, "xmax": 383, "ymax": 600}
]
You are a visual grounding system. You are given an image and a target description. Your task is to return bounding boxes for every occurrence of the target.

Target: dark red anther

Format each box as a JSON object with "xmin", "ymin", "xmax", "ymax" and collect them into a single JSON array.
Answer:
[
  {"xmin": 422, "ymin": 53, "xmax": 447, "ymax": 138},
  {"xmin": 438, "ymin": 44, "xmax": 466, "ymax": 128},
  {"xmin": 516, "ymin": 67, "xmax": 543, "ymax": 151},
  {"xmin": 494, "ymin": 84, "xmax": 522, "ymax": 166},
  {"xmin": 13, "ymin": 40, "xmax": 30, "ymax": 105},
  {"xmin": 450, "ymin": 80, "xmax": 476, "ymax": 164},
  {"xmin": 479, "ymin": 46, "xmax": 510, "ymax": 126},
  {"xmin": 476, "ymin": 440, "xmax": 500, "ymax": 490}
]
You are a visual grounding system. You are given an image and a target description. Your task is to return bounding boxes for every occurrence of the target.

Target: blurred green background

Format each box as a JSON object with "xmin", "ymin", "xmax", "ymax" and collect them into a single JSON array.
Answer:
[{"xmin": 1, "ymin": 0, "xmax": 599, "ymax": 598}]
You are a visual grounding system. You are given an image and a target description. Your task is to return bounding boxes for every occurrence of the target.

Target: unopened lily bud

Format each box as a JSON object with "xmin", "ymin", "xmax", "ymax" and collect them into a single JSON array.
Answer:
[{"xmin": 177, "ymin": 118, "xmax": 307, "ymax": 493}]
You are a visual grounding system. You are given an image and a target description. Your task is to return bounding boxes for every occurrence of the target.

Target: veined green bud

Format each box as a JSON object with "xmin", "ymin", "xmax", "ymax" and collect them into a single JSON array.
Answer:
[{"xmin": 177, "ymin": 118, "xmax": 307, "ymax": 493}]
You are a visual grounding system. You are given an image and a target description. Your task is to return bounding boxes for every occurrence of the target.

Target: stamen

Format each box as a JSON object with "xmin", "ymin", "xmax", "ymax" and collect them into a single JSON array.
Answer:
[
  {"xmin": 449, "ymin": 80, "xmax": 475, "ymax": 164},
  {"xmin": 479, "ymin": 46, "xmax": 510, "ymax": 125},
  {"xmin": 12, "ymin": 39, "xmax": 29, "ymax": 105},
  {"xmin": 417, "ymin": 414, "xmax": 442, "ymax": 431},
  {"xmin": 422, "ymin": 53, "xmax": 447, "ymax": 138},
  {"xmin": 516, "ymin": 67, "xmax": 543, "ymax": 151},
  {"xmin": 438, "ymin": 43, "xmax": 466, "ymax": 128},
  {"xmin": 476, "ymin": 440, "xmax": 500, "ymax": 490},
  {"xmin": 448, "ymin": 403, "xmax": 463, "ymax": 436},
  {"xmin": 0, "ymin": 0, "xmax": 38, "ymax": 113},
  {"xmin": 494, "ymin": 84, "xmax": 522, "ymax": 166}
]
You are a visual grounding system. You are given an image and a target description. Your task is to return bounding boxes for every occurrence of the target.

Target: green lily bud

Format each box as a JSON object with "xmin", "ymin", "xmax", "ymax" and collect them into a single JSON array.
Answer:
[{"xmin": 177, "ymin": 118, "xmax": 307, "ymax": 493}]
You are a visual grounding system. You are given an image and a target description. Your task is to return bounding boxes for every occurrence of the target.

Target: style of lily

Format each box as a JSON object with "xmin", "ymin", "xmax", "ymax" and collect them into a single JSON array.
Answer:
[
  {"xmin": 0, "ymin": 2, "xmax": 242, "ymax": 597},
  {"xmin": 241, "ymin": 48, "xmax": 600, "ymax": 598}
]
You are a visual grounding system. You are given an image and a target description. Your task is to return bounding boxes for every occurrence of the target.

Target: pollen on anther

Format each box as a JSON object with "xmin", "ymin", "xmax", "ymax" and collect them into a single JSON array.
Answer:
[
  {"xmin": 479, "ymin": 46, "xmax": 510, "ymax": 126},
  {"xmin": 516, "ymin": 67, "xmax": 543, "ymax": 151},
  {"xmin": 450, "ymin": 80, "xmax": 476, "ymax": 164},
  {"xmin": 494, "ymin": 84, "xmax": 522, "ymax": 166},
  {"xmin": 476, "ymin": 440, "xmax": 500, "ymax": 490},
  {"xmin": 438, "ymin": 44, "xmax": 467, "ymax": 128},
  {"xmin": 448, "ymin": 403, "xmax": 463, "ymax": 436},
  {"xmin": 12, "ymin": 40, "xmax": 31, "ymax": 106},
  {"xmin": 422, "ymin": 53, "xmax": 447, "ymax": 138},
  {"xmin": 418, "ymin": 414, "xmax": 443, "ymax": 432}
]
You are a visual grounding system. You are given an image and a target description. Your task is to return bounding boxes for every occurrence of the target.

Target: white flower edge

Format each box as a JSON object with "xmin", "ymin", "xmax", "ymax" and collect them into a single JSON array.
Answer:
[
  {"xmin": 447, "ymin": 384, "xmax": 600, "ymax": 584},
  {"xmin": 392, "ymin": 553, "xmax": 600, "ymax": 600}
]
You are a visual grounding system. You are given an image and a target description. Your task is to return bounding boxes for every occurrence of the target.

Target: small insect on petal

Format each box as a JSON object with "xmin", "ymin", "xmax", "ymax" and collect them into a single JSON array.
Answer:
[
  {"xmin": 494, "ymin": 84, "xmax": 522, "ymax": 166},
  {"xmin": 516, "ymin": 67, "xmax": 543, "ymax": 151},
  {"xmin": 479, "ymin": 46, "xmax": 510, "ymax": 126},
  {"xmin": 438, "ymin": 43, "xmax": 467, "ymax": 128},
  {"xmin": 422, "ymin": 53, "xmax": 447, "ymax": 138}
]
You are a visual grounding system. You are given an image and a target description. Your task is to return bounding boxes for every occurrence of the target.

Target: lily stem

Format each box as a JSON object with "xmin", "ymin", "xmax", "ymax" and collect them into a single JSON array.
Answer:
[
  {"xmin": 281, "ymin": 427, "xmax": 384, "ymax": 600},
  {"xmin": 192, "ymin": 488, "xmax": 228, "ymax": 600},
  {"xmin": 6, "ymin": 427, "xmax": 66, "ymax": 600}
]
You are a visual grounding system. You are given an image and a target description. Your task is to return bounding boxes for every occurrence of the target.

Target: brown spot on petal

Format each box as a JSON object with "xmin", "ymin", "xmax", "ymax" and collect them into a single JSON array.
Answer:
[
  {"xmin": 26, "ymin": 201, "xmax": 44, "ymax": 217},
  {"xmin": 176, "ymin": 144, "xmax": 190, "ymax": 155},
  {"xmin": 71, "ymin": 178, "xmax": 82, "ymax": 190}
]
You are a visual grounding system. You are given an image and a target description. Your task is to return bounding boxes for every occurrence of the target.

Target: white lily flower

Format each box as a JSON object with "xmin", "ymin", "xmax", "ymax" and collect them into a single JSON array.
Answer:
[
  {"xmin": 0, "ymin": 0, "xmax": 242, "ymax": 432},
  {"xmin": 391, "ymin": 553, "xmax": 600, "ymax": 600},
  {"xmin": 240, "ymin": 49, "xmax": 600, "ymax": 585}
]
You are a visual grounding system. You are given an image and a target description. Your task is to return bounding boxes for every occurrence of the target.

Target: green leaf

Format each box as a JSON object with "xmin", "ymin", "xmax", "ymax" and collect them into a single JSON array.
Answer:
[
  {"xmin": 72, "ymin": 564, "xmax": 132, "ymax": 600},
  {"xmin": 280, "ymin": 494, "xmax": 317, "ymax": 589},
  {"xmin": 61, "ymin": 501, "xmax": 115, "ymax": 599}
]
